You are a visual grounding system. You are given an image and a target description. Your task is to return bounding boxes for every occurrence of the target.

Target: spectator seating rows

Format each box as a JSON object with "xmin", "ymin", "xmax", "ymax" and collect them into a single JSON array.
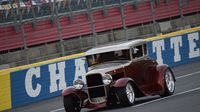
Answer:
[
  {"xmin": 0, "ymin": 0, "xmax": 200, "ymax": 52},
  {"xmin": 0, "ymin": 0, "xmax": 134, "ymax": 23}
]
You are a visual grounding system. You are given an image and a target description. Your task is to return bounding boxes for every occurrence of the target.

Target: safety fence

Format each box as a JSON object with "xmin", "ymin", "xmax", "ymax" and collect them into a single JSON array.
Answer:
[
  {"xmin": 1, "ymin": 0, "xmax": 200, "ymax": 52},
  {"xmin": 0, "ymin": 26, "xmax": 200, "ymax": 111},
  {"xmin": 0, "ymin": 0, "xmax": 139, "ymax": 23}
]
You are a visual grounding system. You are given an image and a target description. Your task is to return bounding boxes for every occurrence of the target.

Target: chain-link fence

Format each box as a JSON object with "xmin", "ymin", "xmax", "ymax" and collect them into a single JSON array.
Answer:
[{"xmin": 0, "ymin": 0, "xmax": 200, "ymax": 68}]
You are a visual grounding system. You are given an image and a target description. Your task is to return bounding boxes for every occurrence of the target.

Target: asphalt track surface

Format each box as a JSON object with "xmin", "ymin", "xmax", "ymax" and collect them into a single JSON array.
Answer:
[{"xmin": 6, "ymin": 61, "xmax": 200, "ymax": 112}]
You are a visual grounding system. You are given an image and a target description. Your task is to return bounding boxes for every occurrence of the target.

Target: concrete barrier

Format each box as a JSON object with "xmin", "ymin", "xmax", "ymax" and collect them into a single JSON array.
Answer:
[
  {"xmin": 0, "ymin": 53, "xmax": 85, "ymax": 111},
  {"xmin": 0, "ymin": 27, "xmax": 200, "ymax": 111}
]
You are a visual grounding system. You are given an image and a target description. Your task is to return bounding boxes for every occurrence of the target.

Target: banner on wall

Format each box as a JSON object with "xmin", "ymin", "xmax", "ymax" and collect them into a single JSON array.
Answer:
[
  {"xmin": 10, "ymin": 57, "xmax": 87, "ymax": 107},
  {"xmin": 148, "ymin": 31, "xmax": 200, "ymax": 66},
  {"xmin": 9, "ymin": 30, "xmax": 200, "ymax": 108}
]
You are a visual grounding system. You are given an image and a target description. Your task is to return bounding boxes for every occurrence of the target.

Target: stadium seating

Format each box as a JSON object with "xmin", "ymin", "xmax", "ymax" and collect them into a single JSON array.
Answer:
[{"xmin": 0, "ymin": 0, "xmax": 200, "ymax": 52}]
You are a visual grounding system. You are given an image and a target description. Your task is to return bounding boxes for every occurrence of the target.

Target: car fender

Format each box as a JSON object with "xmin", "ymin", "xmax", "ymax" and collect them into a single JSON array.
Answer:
[
  {"xmin": 156, "ymin": 64, "xmax": 176, "ymax": 81},
  {"xmin": 62, "ymin": 86, "xmax": 88, "ymax": 100},
  {"xmin": 156, "ymin": 64, "xmax": 168, "ymax": 90},
  {"xmin": 113, "ymin": 78, "xmax": 145, "ymax": 97},
  {"xmin": 155, "ymin": 64, "xmax": 176, "ymax": 92},
  {"xmin": 113, "ymin": 77, "xmax": 134, "ymax": 88}
]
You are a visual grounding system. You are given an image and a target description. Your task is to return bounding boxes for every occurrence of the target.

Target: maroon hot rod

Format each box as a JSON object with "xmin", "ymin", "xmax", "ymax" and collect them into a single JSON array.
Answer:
[{"xmin": 62, "ymin": 39, "xmax": 176, "ymax": 112}]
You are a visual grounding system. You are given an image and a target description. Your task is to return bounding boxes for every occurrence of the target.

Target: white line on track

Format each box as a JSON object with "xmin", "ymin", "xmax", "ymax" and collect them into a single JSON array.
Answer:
[
  {"xmin": 50, "ymin": 108, "xmax": 64, "ymax": 112},
  {"xmin": 49, "ymin": 70, "xmax": 200, "ymax": 112},
  {"xmin": 133, "ymin": 86, "xmax": 200, "ymax": 108},
  {"xmin": 176, "ymin": 70, "xmax": 200, "ymax": 79}
]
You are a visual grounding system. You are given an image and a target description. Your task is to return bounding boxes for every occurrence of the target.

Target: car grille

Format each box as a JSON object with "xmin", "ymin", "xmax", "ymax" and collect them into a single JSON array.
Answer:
[
  {"xmin": 86, "ymin": 73, "xmax": 103, "ymax": 87},
  {"xmin": 86, "ymin": 73, "xmax": 107, "ymax": 103}
]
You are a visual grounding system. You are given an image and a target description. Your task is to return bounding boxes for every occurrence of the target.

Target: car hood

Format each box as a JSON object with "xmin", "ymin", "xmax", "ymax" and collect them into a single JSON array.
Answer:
[{"xmin": 87, "ymin": 60, "xmax": 131, "ymax": 75}]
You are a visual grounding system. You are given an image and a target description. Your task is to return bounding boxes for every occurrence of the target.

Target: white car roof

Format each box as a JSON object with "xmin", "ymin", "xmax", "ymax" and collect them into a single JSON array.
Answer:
[{"xmin": 86, "ymin": 39, "xmax": 145, "ymax": 55}]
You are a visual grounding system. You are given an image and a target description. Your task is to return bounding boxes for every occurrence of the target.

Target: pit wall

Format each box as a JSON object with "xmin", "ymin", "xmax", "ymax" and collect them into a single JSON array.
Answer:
[{"xmin": 0, "ymin": 27, "xmax": 200, "ymax": 111}]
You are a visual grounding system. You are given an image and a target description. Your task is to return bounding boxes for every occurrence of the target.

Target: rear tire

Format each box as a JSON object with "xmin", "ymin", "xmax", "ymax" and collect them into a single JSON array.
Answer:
[
  {"xmin": 160, "ymin": 69, "xmax": 175, "ymax": 97},
  {"xmin": 63, "ymin": 94, "xmax": 81, "ymax": 112},
  {"xmin": 116, "ymin": 82, "xmax": 135, "ymax": 106}
]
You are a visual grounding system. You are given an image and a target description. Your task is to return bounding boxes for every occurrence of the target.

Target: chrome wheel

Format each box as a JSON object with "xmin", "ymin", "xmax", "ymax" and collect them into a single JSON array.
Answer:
[
  {"xmin": 165, "ymin": 70, "xmax": 175, "ymax": 93},
  {"xmin": 126, "ymin": 83, "xmax": 135, "ymax": 103},
  {"xmin": 116, "ymin": 82, "xmax": 135, "ymax": 106}
]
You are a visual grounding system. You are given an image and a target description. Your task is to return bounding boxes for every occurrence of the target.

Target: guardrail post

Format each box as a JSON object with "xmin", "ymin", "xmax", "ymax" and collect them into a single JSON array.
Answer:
[
  {"xmin": 111, "ymin": 29, "xmax": 116, "ymax": 41},
  {"xmin": 86, "ymin": 0, "xmax": 97, "ymax": 46},
  {"xmin": 77, "ymin": 21, "xmax": 84, "ymax": 51},
  {"xmin": 132, "ymin": 0, "xmax": 139, "ymax": 9},
  {"xmin": 119, "ymin": 0, "xmax": 128, "ymax": 40},
  {"xmin": 10, "ymin": 1, "xmax": 18, "ymax": 32},
  {"xmin": 150, "ymin": 0, "xmax": 158, "ymax": 35},
  {"xmin": 68, "ymin": 0, "xmax": 74, "ymax": 22},
  {"xmin": 102, "ymin": 0, "xmax": 108, "ymax": 16},
  {"xmin": 49, "ymin": 0, "xmax": 55, "ymax": 24},
  {"xmin": 178, "ymin": 0, "xmax": 185, "ymax": 29},
  {"xmin": 79, "ymin": 35, "xmax": 84, "ymax": 52},
  {"xmin": 54, "ymin": 0, "xmax": 65, "ymax": 56},
  {"xmin": 30, "ymin": 0, "xmax": 36, "ymax": 28},
  {"xmin": 17, "ymin": 0, "xmax": 29, "ymax": 64}
]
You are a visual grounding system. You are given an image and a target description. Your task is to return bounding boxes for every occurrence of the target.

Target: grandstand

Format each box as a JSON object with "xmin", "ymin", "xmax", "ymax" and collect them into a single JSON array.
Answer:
[{"xmin": 0, "ymin": 0, "xmax": 200, "ymax": 69}]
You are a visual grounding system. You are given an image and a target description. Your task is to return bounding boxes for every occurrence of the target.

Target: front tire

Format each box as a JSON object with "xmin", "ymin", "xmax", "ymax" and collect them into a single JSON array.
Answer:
[
  {"xmin": 63, "ymin": 94, "xmax": 81, "ymax": 112},
  {"xmin": 116, "ymin": 82, "xmax": 135, "ymax": 106},
  {"xmin": 160, "ymin": 69, "xmax": 175, "ymax": 97}
]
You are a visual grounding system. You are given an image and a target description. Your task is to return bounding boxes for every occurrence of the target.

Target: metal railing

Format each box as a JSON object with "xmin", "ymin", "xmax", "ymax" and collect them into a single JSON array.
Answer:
[
  {"xmin": 0, "ymin": 0, "xmax": 139, "ymax": 24},
  {"xmin": 0, "ymin": 0, "xmax": 200, "ymax": 68}
]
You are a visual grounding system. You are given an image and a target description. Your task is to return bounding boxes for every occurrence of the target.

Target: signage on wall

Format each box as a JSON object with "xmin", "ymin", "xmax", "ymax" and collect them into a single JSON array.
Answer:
[
  {"xmin": 148, "ymin": 31, "xmax": 200, "ymax": 66},
  {"xmin": 10, "ymin": 57, "xmax": 87, "ymax": 107}
]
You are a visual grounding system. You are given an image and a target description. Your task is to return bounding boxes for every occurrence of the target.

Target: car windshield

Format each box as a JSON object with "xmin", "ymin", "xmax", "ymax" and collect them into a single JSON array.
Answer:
[{"xmin": 86, "ymin": 49, "xmax": 130, "ymax": 67}]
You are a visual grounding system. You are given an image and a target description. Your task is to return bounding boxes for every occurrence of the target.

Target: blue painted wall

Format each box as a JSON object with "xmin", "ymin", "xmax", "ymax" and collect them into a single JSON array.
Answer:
[
  {"xmin": 148, "ymin": 31, "xmax": 200, "ymax": 67},
  {"xmin": 10, "ymin": 57, "xmax": 87, "ymax": 107}
]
